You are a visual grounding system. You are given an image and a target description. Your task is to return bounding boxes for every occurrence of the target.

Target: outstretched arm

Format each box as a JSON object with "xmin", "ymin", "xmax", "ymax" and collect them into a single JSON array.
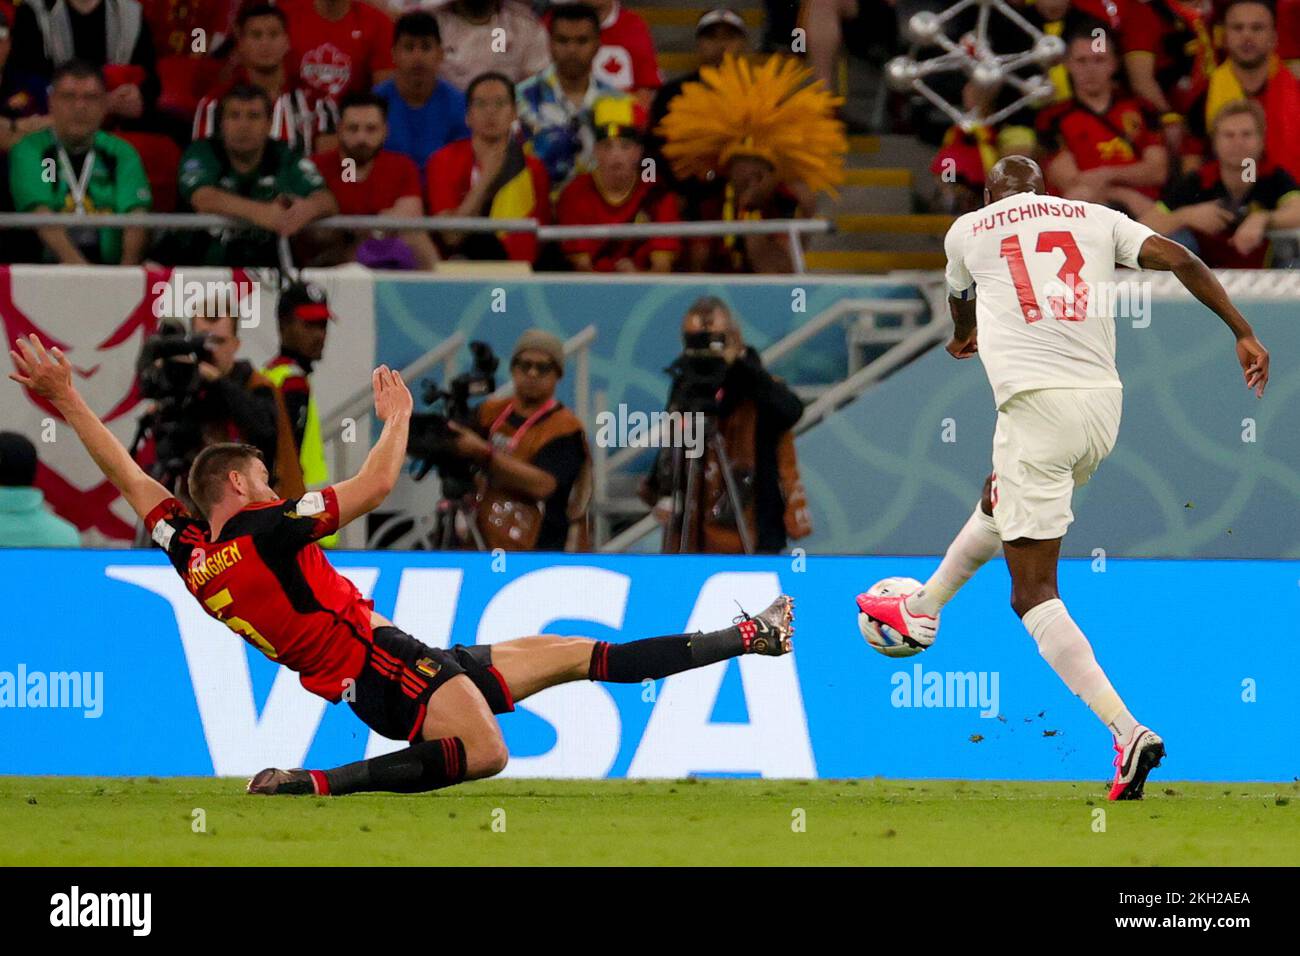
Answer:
[
  {"xmin": 333, "ymin": 366, "xmax": 413, "ymax": 528},
  {"xmin": 1136, "ymin": 234, "xmax": 1269, "ymax": 396},
  {"xmin": 8, "ymin": 334, "xmax": 172, "ymax": 520}
]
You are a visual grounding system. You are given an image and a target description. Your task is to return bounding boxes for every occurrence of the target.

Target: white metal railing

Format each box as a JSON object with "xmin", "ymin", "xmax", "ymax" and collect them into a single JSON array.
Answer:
[{"xmin": 0, "ymin": 212, "xmax": 833, "ymax": 274}]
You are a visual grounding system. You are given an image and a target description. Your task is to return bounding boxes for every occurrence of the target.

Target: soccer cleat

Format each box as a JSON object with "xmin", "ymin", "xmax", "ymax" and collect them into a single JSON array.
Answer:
[
  {"xmin": 1108, "ymin": 726, "xmax": 1165, "ymax": 801},
  {"xmin": 854, "ymin": 591, "xmax": 938, "ymax": 646},
  {"xmin": 735, "ymin": 594, "xmax": 794, "ymax": 655},
  {"xmin": 247, "ymin": 767, "xmax": 319, "ymax": 796}
]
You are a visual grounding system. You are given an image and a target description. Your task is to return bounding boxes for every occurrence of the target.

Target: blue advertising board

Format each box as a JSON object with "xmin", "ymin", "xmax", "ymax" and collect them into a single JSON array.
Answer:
[{"xmin": 0, "ymin": 550, "xmax": 1294, "ymax": 782}]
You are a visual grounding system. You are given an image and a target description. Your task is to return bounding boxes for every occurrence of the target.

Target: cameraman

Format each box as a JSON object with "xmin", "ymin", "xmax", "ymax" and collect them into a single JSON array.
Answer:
[
  {"xmin": 643, "ymin": 296, "xmax": 811, "ymax": 554},
  {"xmin": 447, "ymin": 330, "xmax": 590, "ymax": 551},
  {"xmin": 134, "ymin": 297, "xmax": 289, "ymax": 502}
]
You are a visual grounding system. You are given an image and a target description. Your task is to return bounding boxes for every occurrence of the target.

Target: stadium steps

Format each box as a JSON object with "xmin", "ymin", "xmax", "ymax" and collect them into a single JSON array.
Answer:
[{"xmin": 633, "ymin": 2, "xmax": 943, "ymax": 273}]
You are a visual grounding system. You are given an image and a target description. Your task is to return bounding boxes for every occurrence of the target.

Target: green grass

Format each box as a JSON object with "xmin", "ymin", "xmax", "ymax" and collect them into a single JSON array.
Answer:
[{"xmin": 1, "ymin": 777, "xmax": 1295, "ymax": 866}]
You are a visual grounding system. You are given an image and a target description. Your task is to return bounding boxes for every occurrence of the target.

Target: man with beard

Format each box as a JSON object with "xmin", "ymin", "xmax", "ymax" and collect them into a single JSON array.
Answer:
[
  {"xmin": 310, "ymin": 90, "xmax": 437, "ymax": 269},
  {"xmin": 176, "ymin": 85, "xmax": 337, "ymax": 266},
  {"xmin": 1184, "ymin": 0, "xmax": 1300, "ymax": 181}
]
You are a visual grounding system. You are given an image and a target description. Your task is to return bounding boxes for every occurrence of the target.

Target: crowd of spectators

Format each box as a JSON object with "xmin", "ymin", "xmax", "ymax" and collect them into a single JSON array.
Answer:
[
  {"xmin": 929, "ymin": 0, "xmax": 1300, "ymax": 268},
  {"xmin": 0, "ymin": 0, "xmax": 829, "ymax": 273}
]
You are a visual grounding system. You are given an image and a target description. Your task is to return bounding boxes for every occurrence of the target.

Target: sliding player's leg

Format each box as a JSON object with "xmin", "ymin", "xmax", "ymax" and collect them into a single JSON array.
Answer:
[
  {"xmin": 1003, "ymin": 535, "xmax": 1162, "ymax": 800},
  {"xmin": 484, "ymin": 595, "xmax": 795, "ymax": 704},
  {"xmin": 248, "ymin": 624, "xmax": 509, "ymax": 796}
]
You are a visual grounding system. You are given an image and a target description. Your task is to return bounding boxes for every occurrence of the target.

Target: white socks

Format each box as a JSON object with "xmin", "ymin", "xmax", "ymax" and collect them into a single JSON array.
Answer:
[
  {"xmin": 1022, "ymin": 598, "xmax": 1138, "ymax": 740},
  {"xmin": 908, "ymin": 506, "xmax": 1002, "ymax": 617}
]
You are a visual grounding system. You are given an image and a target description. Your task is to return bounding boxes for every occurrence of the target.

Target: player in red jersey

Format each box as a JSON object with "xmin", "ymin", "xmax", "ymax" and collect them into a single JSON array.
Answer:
[{"xmin": 10, "ymin": 334, "xmax": 795, "ymax": 796}]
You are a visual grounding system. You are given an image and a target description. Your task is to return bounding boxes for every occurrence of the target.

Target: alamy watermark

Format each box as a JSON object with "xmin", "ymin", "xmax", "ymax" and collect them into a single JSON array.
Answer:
[
  {"xmin": 0, "ymin": 664, "xmax": 103, "ymax": 718},
  {"xmin": 891, "ymin": 663, "xmax": 999, "ymax": 718},
  {"xmin": 151, "ymin": 271, "xmax": 261, "ymax": 327},
  {"xmin": 594, "ymin": 404, "xmax": 704, "ymax": 458}
]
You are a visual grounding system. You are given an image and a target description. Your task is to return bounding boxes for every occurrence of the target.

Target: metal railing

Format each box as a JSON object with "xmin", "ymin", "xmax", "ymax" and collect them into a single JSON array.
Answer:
[{"xmin": 0, "ymin": 212, "xmax": 833, "ymax": 274}]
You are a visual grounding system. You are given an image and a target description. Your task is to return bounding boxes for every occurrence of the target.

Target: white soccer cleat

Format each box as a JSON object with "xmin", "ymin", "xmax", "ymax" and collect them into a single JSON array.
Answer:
[{"xmin": 1108, "ymin": 725, "xmax": 1165, "ymax": 801}]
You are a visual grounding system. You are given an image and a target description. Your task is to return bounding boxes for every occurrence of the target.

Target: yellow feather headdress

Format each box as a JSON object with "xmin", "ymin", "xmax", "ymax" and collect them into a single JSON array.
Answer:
[{"xmin": 656, "ymin": 53, "xmax": 847, "ymax": 194}]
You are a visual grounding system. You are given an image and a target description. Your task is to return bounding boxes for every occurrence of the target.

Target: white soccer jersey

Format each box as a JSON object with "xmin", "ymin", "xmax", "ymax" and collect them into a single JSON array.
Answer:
[{"xmin": 944, "ymin": 191, "xmax": 1157, "ymax": 408}]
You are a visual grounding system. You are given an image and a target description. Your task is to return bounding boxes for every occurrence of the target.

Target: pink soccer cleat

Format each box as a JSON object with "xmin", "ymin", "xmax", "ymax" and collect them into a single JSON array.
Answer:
[{"xmin": 855, "ymin": 591, "xmax": 939, "ymax": 647}]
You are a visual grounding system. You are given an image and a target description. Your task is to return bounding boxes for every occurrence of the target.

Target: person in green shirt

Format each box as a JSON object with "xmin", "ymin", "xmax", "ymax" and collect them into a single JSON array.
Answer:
[
  {"xmin": 177, "ymin": 84, "xmax": 338, "ymax": 267},
  {"xmin": 0, "ymin": 432, "xmax": 80, "ymax": 548},
  {"xmin": 8, "ymin": 59, "xmax": 151, "ymax": 265}
]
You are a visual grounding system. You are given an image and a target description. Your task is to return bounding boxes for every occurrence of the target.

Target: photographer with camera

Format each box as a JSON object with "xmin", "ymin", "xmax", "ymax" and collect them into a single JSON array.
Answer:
[
  {"xmin": 642, "ymin": 296, "xmax": 811, "ymax": 554},
  {"xmin": 133, "ymin": 296, "xmax": 290, "ymax": 505},
  {"xmin": 443, "ymin": 330, "xmax": 590, "ymax": 552}
]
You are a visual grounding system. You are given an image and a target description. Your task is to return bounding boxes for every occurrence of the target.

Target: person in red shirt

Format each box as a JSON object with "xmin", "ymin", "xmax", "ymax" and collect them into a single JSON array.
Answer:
[
  {"xmin": 426, "ymin": 71, "xmax": 550, "ymax": 263},
  {"xmin": 310, "ymin": 90, "xmax": 437, "ymax": 268},
  {"xmin": 1038, "ymin": 25, "xmax": 1168, "ymax": 216},
  {"xmin": 548, "ymin": 0, "xmax": 661, "ymax": 107},
  {"xmin": 282, "ymin": 0, "xmax": 395, "ymax": 105},
  {"xmin": 10, "ymin": 335, "xmax": 795, "ymax": 797},
  {"xmin": 556, "ymin": 98, "xmax": 679, "ymax": 271},
  {"xmin": 140, "ymin": 0, "xmax": 231, "ymax": 116},
  {"xmin": 1121, "ymin": 0, "xmax": 1217, "ymax": 155},
  {"xmin": 194, "ymin": 3, "xmax": 334, "ymax": 154}
]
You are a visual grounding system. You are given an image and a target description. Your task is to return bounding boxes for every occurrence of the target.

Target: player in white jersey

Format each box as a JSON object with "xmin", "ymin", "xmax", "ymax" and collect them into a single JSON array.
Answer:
[{"xmin": 857, "ymin": 156, "xmax": 1270, "ymax": 800}]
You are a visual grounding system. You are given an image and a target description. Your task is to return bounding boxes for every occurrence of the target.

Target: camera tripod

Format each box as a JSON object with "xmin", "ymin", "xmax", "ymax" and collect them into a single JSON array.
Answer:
[{"xmin": 660, "ymin": 415, "xmax": 754, "ymax": 555}]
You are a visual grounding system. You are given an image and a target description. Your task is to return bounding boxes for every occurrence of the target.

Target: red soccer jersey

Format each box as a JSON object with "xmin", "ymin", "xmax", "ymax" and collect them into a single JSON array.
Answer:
[
  {"xmin": 1037, "ymin": 94, "xmax": 1163, "ymax": 197},
  {"xmin": 556, "ymin": 172, "xmax": 679, "ymax": 270},
  {"xmin": 282, "ymin": 0, "xmax": 395, "ymax": 102},
  {"xmin": 145, "ymin": 488, "xmax": 374, "ymax": 702},
  {"xmin": 313, "ymin": 147, "xmax": 421, "ymax": 214}
]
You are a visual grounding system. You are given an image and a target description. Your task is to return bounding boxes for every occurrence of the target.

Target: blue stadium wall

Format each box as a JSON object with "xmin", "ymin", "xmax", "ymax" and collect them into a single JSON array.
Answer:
[{"xmin": 0, "ymin": 550, "xmax": 1295, "ymax": 781}]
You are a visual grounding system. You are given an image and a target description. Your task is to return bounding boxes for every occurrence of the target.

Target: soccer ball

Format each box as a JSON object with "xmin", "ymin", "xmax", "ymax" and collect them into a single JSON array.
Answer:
[{"xmin": 857, "ymin": 577, "xmax": 935, "ymax": 658}]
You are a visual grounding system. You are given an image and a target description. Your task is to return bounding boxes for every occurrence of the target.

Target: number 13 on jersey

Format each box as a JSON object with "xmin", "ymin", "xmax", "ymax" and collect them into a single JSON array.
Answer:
[{"xmin": 1000, "ymin": 231, "xmax": 1090, "ymax": 323}]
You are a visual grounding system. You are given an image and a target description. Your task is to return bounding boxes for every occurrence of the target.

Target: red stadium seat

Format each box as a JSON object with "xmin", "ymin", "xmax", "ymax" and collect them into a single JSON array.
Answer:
[{"xmin": 116, "ymin": 132, "xmax": 182, "ymax": 213}]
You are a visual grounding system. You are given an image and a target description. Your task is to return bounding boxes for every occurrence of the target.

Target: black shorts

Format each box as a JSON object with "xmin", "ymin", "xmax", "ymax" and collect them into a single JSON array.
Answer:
[{"xmin": 349, "ymin": 626, "xmax": 515, "ymax": 743}]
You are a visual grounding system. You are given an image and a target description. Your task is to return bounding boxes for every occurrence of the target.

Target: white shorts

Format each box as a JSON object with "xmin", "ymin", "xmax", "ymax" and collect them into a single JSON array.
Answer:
[{"xmin": 990, "ymin": 387, "xmax": 1122, "ymax": 542}]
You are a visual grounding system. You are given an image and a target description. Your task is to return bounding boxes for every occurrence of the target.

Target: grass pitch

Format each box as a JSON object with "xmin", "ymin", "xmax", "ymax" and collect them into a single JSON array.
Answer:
[{"xmin": 1, "ymin": 777, "xmax": 1295, "ymax": 866}]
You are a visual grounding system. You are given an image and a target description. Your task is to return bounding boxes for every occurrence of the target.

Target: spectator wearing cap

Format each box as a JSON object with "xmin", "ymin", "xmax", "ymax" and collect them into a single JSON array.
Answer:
[
  {"xmin": 426, "ymin": 71, "xmax": 551, "ymax": 264},
  {"xmin": 310, "ymin": 90, "xmax": 438, "ymax": 270},
  {"xmin": 517, "ymin": 2, "xmax": 624, "ymax": 190},
  {"xmin": 262, "ymin": 282, "xmax": 334, "ymax": 496},
  {"xmin": 450, "ymin": 329, "xmax": 591, "ymax": 551},
  {"xmin": 0, "ymin": 431, "xmax": 81, "ymax": 548},
  {"xmin": 555, "ymin": 95, "xmax": 679, "ymax": 272},
  {"xmin": 8, "ymin": 60, "xmax": 151, "ymax": 264},
  {"xmin": 646, "ymin": 7, "xmax": 747, "ymax": 185},
  {"xmin": 176, "ymin": 84, "xmax": 338, "ymax": 267},
  {"xmin": 373, "ymin": 12, "xmax": 469, "ymax": 173}
]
